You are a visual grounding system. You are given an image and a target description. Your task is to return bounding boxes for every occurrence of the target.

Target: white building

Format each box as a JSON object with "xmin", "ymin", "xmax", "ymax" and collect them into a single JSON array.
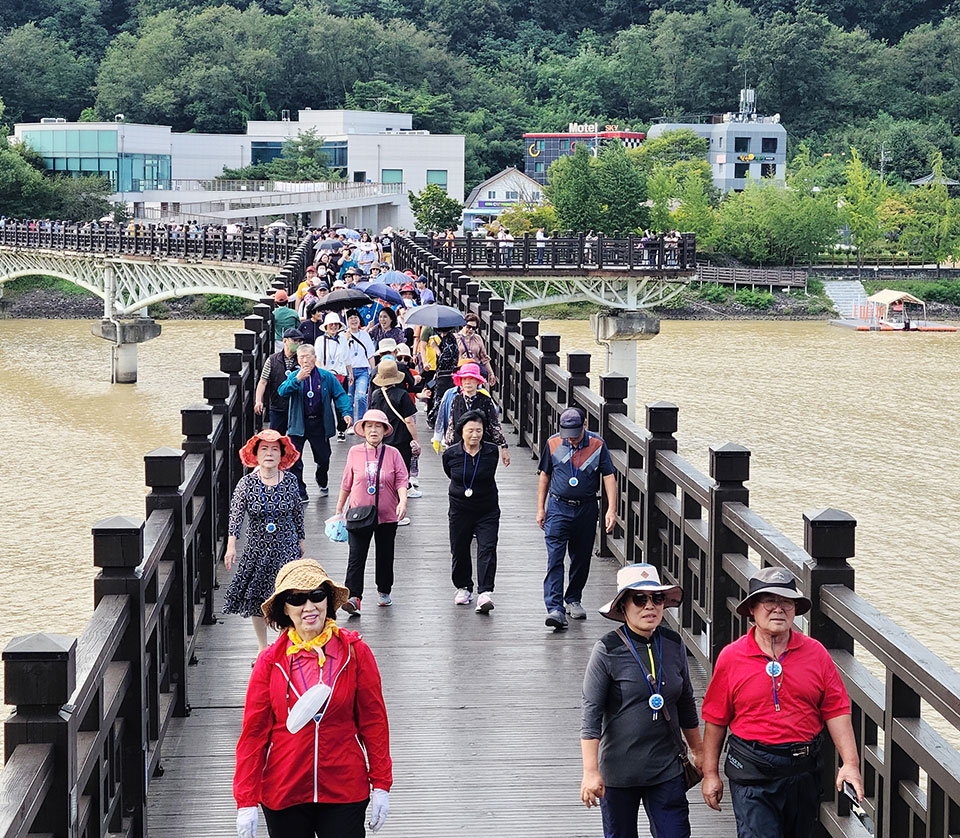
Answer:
[
  {"xmin": 646, "ymin": 90, "xmax": 788, "ymax": 194},
  {"xmin": 462, "ymin": 167, "xmax": 544, "ymax": 230},
  {"xmin": 12, "ymin": 110, "xmax": 465, "ymax": 230}
]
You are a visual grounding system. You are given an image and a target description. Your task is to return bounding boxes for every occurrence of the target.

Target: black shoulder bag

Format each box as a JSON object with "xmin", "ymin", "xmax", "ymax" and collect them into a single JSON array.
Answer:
[
  {"xmin": 344, "ymin": 445, "xmax": 384, "ymax": 531},
  {"xmin": 616, "ymin": 627, "xmax": 703, "ymax": 791}
]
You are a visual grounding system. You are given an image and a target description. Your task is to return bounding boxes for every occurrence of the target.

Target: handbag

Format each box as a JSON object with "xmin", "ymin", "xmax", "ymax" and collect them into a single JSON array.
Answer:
[
  {"xmin": 344, "ymin": 445, "xmax": 384, "ymax": 531},
  {"xmin": 615, "ymin": 628, "xmax": 703, "ymax": 791}
]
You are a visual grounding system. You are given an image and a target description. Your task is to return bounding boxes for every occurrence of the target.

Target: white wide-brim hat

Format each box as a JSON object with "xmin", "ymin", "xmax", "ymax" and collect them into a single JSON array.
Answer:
[{"xmin": 598, "ymin": 563, "xmax": 683, "ymax": 622}]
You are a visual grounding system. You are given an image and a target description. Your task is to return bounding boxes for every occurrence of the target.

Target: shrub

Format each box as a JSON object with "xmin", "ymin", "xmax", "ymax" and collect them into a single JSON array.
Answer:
[
  {"xmin": 699, "ymin": 283, "xmax": 730, "ymax": 303},
  {"xmin": 735, "ymin": 288, "xmax": 774, "ymax": 310},
  {"xmin": 806, "ymin": 277, "xmax": 825, "ymax": 296},
  {"xmin": 203, "ymin": 294, "xmax": 253, "ymax": 317}
]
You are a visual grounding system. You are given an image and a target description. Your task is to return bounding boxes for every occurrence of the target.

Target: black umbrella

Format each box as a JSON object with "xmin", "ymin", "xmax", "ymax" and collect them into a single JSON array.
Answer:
[
  {"xmin": 313, "ymin": 288, "xmax": 372, "ymax": 310},
  {"xmin": 316, "ymin": 240, "xmax": 343, "ymax": 252},
  {"xmin": 403, "ymin": 304, "xmax": 466, "ymax": 329}
]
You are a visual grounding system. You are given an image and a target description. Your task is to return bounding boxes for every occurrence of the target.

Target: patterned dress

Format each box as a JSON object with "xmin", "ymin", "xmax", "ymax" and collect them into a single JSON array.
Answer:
[{"xmin": 223, "ymin": 471, "xmax": 305, "ymax": 618}]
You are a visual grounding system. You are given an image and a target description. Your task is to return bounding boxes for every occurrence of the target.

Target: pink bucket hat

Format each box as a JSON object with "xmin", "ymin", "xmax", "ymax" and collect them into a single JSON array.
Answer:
[
  {"xmin": 453, "ymin": 362, "xmax": 486, "ymax": 386},
  {"xmin": 353, "ymin": 409, "xmax": 394, "ymax": 437}
]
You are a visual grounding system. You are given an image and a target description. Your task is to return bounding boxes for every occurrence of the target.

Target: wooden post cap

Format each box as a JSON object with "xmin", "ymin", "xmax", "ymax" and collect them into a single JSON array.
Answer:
[
  {"xmin": 3, "ymin": 633, "xmax": 76, "ymax": 707},
  {"xmin": 600, "ymin": 374, "xmax": 629, "ymax": 402},
  {"xmin": 92, "ymin": 515, "xmax": 145, "ymax": 568},
  {"xmin": 203, "ymin": 372, "xmax": 230, "ymax": 402},
  {"xmin": 219, "ymin": 349, "xmax": 243, "ymax": 374},
  {"xmin": 567, "ymin": 350, "xmax": 591, "ymax": 376},
  {"xmin": 710, "ymin": 442, "xmax": 751, "ymax": 483},
  {"xmin": 646, "ymin": 401, "xmax": 679, "ymax": 435},
  {"xmin": 242, "ymin": 316, "xmax": 265, "ymax": 335},
  {"xmin": 804, "ymin": 508, "xmax": 856, "ymax": 560},
  {"xmin": 181, "ymin": 405, "xmax": 213, "ymax": 438},
  {"xmin": 144, "ymin": 447, "xmax": 186, "ymax": 488},
  {"xmin": 235, "ymin": 329, "xmax": 258, "ymax": 352},
  {"xmin": 540, "ymin": 334, "xmax": 561, "ymax": 356}
]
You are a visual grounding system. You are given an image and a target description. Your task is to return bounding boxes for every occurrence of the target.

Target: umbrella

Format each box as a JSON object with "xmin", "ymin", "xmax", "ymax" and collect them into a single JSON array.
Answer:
[
  {"xmin": 316, "ymin": 239, "xmax": 343, "ymax": 252},
  {"xmin": 313, "ymin": 288, "xmax": 373, "ymax": 311},
  {"xmin": 378, "ymin": 269, "xmax": 408, "ymax": 285},
  {"xmin": 339, "ymin": 228, "xmax": 362, "ymax": 239},
  {"xmin": 403, "ymin": 305, "xmax": 466, "ymax": 329},
  {"xmin": 358, "ymin": 282, "xmax": 403, "ymax": 306},
  {"xmin": 267, "ymin": 219, "xmax": 290, "ymax": 228}
]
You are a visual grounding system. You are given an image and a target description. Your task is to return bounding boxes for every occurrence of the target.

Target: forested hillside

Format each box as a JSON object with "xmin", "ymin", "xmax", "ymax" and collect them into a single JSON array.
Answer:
[{"xmin": 2, "ymin": 0, "xmax": 959, "ymax": 188}]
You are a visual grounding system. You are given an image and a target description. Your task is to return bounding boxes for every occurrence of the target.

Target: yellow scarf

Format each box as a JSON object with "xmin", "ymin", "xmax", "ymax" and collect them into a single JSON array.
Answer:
[{"xmin": 286, "ymin": 619, "xmax": 340, "ymax": 667}]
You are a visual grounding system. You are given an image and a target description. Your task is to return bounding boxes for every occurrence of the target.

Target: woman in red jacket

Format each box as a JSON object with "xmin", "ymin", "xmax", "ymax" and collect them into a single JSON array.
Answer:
[{"xmin": 233, "ymin": 559, "xmax": 392, "ymax": 838}]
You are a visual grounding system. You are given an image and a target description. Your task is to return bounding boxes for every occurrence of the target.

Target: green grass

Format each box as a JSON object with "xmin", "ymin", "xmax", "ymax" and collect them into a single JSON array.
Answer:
[
  {"xmin": 2, "ymin": 275, "xmax": 97, "ymax": 299},
  {"xmin": 521, "ymin": 301, "xmax": 604, "ymax": 319}
]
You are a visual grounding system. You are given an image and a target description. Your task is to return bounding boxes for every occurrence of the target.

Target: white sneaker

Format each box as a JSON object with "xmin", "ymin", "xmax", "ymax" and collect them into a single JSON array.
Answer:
[
  {"xmin": 407, "ymin": 488, "xmax": 423, "ymax": 499},
  {"xmin": 346, "ymin": 427, "xmax": 356, "ymax": 435},
  {"xmin": 397, "ymin": 516, "xmax": 411, "ymax": 526},
  {"xmin": 476, "ymin": 593, "xmax": 494, "ymax": 613},
  {"xmin": 411, "ymin": 477, "xmax": 420, "ymax": 488},
  {"xmin": 455, "ymin": 588, "xmax": 472, "ymax": 605}
]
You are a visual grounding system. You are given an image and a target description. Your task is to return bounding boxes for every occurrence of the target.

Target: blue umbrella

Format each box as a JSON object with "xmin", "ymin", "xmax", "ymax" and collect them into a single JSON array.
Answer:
[
  {"xmin": 339, "ymin": 228, "xmax": 362, "ymax": 240},
  {"xmin": 379, "ymin": 269, "xmax": 408, "ymax": 285},
  {"xmin": 358, "ymin": 282, "xmax": 403, "ymax": 306}
]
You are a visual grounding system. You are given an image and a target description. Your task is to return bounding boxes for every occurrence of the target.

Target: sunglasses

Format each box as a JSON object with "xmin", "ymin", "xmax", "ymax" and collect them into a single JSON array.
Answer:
[
  {"xmin": 285, "ymin": 588, "xmax": 329, "ymax": 607},
  {"xmin": 629, "ymin": 592, "xmax": 667, "ymax": 608}
]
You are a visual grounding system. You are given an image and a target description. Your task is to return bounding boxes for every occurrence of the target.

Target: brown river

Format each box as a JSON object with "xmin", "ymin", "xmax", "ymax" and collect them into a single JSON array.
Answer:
[{"xmin": 1, "ymin": 317, "xmax": 959, "ymax": 751}]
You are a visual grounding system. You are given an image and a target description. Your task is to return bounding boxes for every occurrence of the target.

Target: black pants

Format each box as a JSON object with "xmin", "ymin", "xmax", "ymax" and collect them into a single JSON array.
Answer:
[
  {"xmin": 268, "ymin": 407, "xmax": 288, "ymax": 435},
  {"xmin": 600, "ymin": 775, "xmax": 691, "ymax": 838},
  {"xmin": 290, "ymin": 415, "xmax": 332, "ymax": 495},
  {"xmin": 449, "ymin": 503, "xmax": 499, "ymax": 593},
  {"xmin": 729, "ymin": 773, "xmax": 820, "ymax": 838},
  {"xmin": 345, "ymin": 522, "xmax": 398, "ymax": 599},
  {"xmin": 262, "ymin": 799, "xmax": 367, "ymax": 838}
]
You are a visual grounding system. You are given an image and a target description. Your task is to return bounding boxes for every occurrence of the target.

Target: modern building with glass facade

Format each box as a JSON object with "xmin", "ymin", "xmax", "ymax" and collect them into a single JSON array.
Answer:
[
  {"xmin": 522, "ymin": 127, "xmax": 646, "ymax": 185},
  {"xmin": 12, "ymin": 111, "xmax": 465, "ymax": 227}
]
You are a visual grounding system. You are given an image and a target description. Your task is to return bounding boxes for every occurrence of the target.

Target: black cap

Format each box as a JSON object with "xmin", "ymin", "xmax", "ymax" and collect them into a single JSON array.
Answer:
[{"xmin": 282, "ymin": 327, "xmax": 305, "ymax": 340}]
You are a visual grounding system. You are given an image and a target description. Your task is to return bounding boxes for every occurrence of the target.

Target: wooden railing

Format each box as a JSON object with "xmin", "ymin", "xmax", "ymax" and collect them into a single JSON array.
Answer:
[
  {"xmin": 394, "ymin": 234, "xmax": 960, "ymax": 838},
  {"xmin": 0, "ymin": 222, "xmax": 304, "ymax": 266},
  {"xmin": 416, "ymin": 231, "xmax": 697, "ymax": 272},
  {"xmin": 696, "ymin": 265, "xmax": 807, "ymax": 290},
  {"xmin": 0, "ymin": 235, "xmax": 314, "ymax": 838}
]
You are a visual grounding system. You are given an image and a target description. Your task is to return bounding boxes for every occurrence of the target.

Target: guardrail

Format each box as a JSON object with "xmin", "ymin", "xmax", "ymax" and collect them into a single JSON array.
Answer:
[
  {"xmin": 696, "ymin": 265, "xmax": 807, "ymax": 290},
  {"xmin": 0, "ymin": 222, "xmax": 304, "ymax": 266},
  {"xmin": 419, "ymin": 231, "xmax": 696, "ymax": 272},
  {"xmin": 0, "ymin": 235, "xmax": 314, "ymax": 838},
  {"xmin": 394, "ymin": 233, "xmax": 960, "ymax": 838}
]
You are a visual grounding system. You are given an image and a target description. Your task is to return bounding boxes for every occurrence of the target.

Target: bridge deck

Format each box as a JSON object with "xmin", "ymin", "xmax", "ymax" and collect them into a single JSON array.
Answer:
[{"xmin": 145, "ymin": 415, "xmax": 737, "ymax": 837}]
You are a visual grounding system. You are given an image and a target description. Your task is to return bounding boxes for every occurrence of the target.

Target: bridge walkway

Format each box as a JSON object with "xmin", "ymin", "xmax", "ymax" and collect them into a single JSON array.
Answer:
[{"xmin": 145, "ymin": 415, "xmax": 737, "ymax": 837}]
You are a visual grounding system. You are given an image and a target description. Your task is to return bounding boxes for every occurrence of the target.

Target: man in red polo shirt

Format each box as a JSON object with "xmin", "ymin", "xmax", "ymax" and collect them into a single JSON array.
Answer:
[{"xmin": 700, "ymin": 567, "xmax": 864, "ymax": 837}]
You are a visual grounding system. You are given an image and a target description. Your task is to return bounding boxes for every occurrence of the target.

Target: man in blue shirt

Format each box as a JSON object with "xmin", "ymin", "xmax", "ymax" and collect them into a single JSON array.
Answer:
[{"xmin": 537, "ymin": 408, "xmax": 617, "ymax": 630}]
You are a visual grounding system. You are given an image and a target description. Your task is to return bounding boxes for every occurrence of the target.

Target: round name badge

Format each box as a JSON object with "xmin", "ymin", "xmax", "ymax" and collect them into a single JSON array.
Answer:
[
  {"xmin": 765, "ymin": 660, "xmax": 783, "ymax": 678},
  {"xmin": 307, "ymin": 390, "xmax": 315, "ymax": 398},
  {"xmin": 464, "ymin": 488, "xmax": 474, "ymax": 498},
  {"xmin": 367, "ymin": 485, "xmax": 377, "ymax": 495},
  {"xmin": 568, "ymin": 476, "xmax": 579, "ymax": 487},
  {"xmin": 265, "ymin": 522, "xmax": 277, "ymax": 534},
  {"xmin": 648, "ymin": 693, "xmax": 665, "ymax": 711}
]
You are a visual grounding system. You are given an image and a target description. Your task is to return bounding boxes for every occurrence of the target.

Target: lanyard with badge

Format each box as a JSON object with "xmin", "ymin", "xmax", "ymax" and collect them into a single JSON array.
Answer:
[
  {"xmin": 620, "ymin": 628, "xmax": 666, "ymax": 720},
  {"xmin": 763, "ymin": 650, "xmax": 790, "ymax": 712},
  {"xmin": 568, "ymin": 437, "xmax": 586, "ymax": 488}
]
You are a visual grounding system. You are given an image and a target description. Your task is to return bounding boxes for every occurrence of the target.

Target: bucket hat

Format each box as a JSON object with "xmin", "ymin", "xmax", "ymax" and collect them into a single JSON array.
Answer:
[
  {"xmin": 394, "ymin": 343, "xmax": 413, "ymax": 358},
  {"xmin": 353, "ymin": 408, "xmax": 394, "ymax": 437},
  {"xmin": 373, "ymin": 358, "xmax": 406, "ymax": 387},
  {"xmin": 374, "ymin": 338, "xmax": 399, "ymax": 356},
  {"xmin": 239, "ymin": 429, "xmax": 300, "ymax": 470},
  {"xmin": 260, "ymin": 558, "xmax": 350, "ymax": 621},
  {"xmin": 598, "ymin": 563, "xmax": 683, "ymax": 622},
  {"xmin": 453, "ymin": 362, "xmax": 486, "ymax": 386},
  {"xmin": 736, "ymin": 566, "xmax": 811, "ymax": 617},
  {"xmin": 322, "ymin": 312, "xmax": 343, "ymax": 329}
]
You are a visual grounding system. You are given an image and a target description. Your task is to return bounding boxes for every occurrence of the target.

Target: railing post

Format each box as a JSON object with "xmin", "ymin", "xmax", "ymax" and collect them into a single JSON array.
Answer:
[
  {"xmin": 565, "ymin": 350, "xmax": 591, "ymax": 416},
  {"xmin": 517, "ymin": 318, "xmax": 539, "ymax": 450},
  {"xmin": 537, "ymin": 334, "xmax": 561, "ymax": 453},
  {"xmin": 91, "ymin": 514, "xmax": 149, "ymax": 837},
  {"xmin": 599, "ymin": 374, "xmax": 629, "ymax": 559},
  {"xmin": 2, "ymin": 634, "xmax": 78, "ymax": 837},
  {"xmin": 707, "ymin": 442, "xmax": 751, "ymax": 668},
  {"xmin": 641, "ymin": 402, "xmax": 679, "ymax": 568},
  {"xmin": 522, "ymin": 233, "xmax": 530, "ymax": 269}
]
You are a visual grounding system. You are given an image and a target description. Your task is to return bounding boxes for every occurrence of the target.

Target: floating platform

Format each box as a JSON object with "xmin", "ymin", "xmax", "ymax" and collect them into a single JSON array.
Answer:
[{"xmin": 830, "ymin": 318, "xmax": 958, "ymax": 332}]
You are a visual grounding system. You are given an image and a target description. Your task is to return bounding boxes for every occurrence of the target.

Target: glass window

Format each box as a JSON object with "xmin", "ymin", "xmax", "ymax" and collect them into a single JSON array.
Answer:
[
  {"xmin": 761, "ymin": 137, "xmax": 778, "ymax": 153},
  {"xmin": 560, "ymin": 140, "xmax": 570, "ymax": 151},
  {"xmin": 718, "ymin": 137, "xmax": 723, "ymax": 148},
  {"xmin": 535, "ymin": 163, "xmax": 544, "ymax": 173},
  {"xmin": 533, "ymin": 191, "xmax": 541, "ymax": 200},
  {"xmin": 65, "ymin": 131, "xmax": 80, "ymax": 152},
  {"xmin": 734, "ymin": 136, "xmax": 750, "ymax": 153},
  {"xmin": 353, "ymin": 171, "xmax": 366, "ymax": 182},
  {"xmin": 67, "ymin": 157, "xmax": 80, "ymax": 172},
  {"xmin": 24, "ymin": 131, "xmax": 53, "ymax": 153},
  {"xmin": 53, "ymin": 158, "xmax": 67, "ymax": 171},
  {"xmin": 251, "ymin": 141, "xmax": 283, "ymax": 165},
  {"xmin": 98, "ymin": 130, "xmax": 118, "ymax": 153},
  {"xmin": 761, "ymin": 163, "xmax": 776, "ymax": 178},
  {"xmin": 734, "ymin": 162, "xmax": 750, "ymax": 179},
  {"xmin": 427, "ymin": 169, "xmax": 448, "ymax": 187},
  {"xmin": 80, "ymin": 158, "xmax": 99, "ymax": 172},
  {"xmin": 487, "ymin": 190, "xmax": 496, "ymax": 199},
  {"xmin": 42, "ymin": 157, "xmax": 55, "ymax": 170},
  {"xmin": 52, "ymin": 131, "xmax": 67, "ymax": 153},
  {"xmin": 381, "ymin": 168, "xmax": 403, "ymax": 184},
  {"xmin": 505, "ymin": 190, "xmax": 518, "ymax": 200},
  {"xmin": 79, "ymin": 131, "xmax": 98, "ymax": 153}
]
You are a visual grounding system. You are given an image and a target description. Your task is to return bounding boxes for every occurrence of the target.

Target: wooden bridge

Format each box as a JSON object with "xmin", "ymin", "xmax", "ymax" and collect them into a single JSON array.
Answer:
[{"xmin": 3, "ymin": 234, "xmax": 960, "ymax": 838}]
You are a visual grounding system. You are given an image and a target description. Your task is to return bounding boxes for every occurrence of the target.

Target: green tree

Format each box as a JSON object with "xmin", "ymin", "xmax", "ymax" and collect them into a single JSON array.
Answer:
[
  {"xmin": 630, "ymin": 128, "xmax": 709, "ymax": 173},
  {"xmin": 673, "ymin": 170, "xmax": 716, "ymax": 242},
  {"xmin": 646, "ymin": 164, "xmax": 676, "ymax": 233},
  {"xmin": 0, "ymin": 144, "xmax": 51, "ymax": 217},
  {"xmin": 408, "ymin": 183, "xmax": 464, "ymax": 232},
  {"xmin": 840, "ymin": 147, "xmax": 886, "ymax": 276},
  {"xmin": 494, "ymin": 203, "xmax": 558, "ymax": 235},
  {"xmin": 596, "ymin": 141, "xmax": 646, "ymax": 233},
  {"xmin": 903, "ymin": 152, "xmax": 960, "ymax": 277},
  {"xmin": 545, "ymin": 143, "xmax": 601, "ymax": 231}
]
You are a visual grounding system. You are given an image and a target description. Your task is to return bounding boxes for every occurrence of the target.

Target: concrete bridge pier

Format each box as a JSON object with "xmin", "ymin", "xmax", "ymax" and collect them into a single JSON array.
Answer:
[
  {"xmin": 90, "ymin": 264, "xmax": 162, "ymax": 383},
  {"xmin": 591, "ymin": 310, "xmax": 660, "ymax": 420}
]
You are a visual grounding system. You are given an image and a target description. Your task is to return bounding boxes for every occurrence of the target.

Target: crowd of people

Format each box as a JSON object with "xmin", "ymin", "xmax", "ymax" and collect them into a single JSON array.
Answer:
[{"xmin": 225, "ymin": 229, "xmax": 863, "ymax": 838}]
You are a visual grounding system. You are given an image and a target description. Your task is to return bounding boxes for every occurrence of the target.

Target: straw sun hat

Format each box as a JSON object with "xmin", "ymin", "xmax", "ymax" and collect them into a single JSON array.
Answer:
[{"xmin": 260, "ymin": 558, "xmax": 350, "ymax": 620}]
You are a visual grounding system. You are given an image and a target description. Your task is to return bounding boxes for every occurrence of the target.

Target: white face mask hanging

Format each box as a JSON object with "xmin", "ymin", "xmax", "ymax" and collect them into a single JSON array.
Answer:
[{"xmin": 286, "ymin": 682, "xmax": 332, "ymax": 733}]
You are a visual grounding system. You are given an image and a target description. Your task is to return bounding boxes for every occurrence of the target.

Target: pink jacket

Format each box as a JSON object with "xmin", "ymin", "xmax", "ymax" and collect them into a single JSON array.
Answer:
[{"xmin": 340, "ymin": 443, "xmax": 408, "ymax": 523}]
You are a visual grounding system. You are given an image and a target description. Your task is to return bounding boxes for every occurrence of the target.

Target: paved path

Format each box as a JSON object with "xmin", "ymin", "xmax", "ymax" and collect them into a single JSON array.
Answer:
[{"xmin": 146, "ymin": 413, "xmax": 737, "ymax": 837}]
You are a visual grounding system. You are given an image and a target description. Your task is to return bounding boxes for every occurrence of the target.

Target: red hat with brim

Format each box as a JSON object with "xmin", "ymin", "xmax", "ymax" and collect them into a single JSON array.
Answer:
[{"xmin": 239, "ymin": 429, "xmax": 300, "ymax": 470}]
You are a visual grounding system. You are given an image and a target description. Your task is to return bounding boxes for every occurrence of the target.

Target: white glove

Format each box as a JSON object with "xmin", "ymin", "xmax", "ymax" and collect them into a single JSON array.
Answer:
[
  {"xmin": 237, "ymin": 806, "xmax": 258, "ymax": 838},
  {"xmin": 368, "ymin": 788, "xmax": 390, "ymax": 833}
]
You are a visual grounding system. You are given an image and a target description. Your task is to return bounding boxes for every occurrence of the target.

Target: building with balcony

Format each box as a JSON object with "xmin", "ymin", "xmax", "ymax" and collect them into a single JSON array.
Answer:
[
  {"xmin": 462, "ymin": 167, "xmax": 544, "ymax": 230},
  {"xmin": 522, "ymin": 123, "xmax": 646, "ymax": 185},
  {"xmin": 12, "ymin": 110, "xmax": 465, "ymax": 230},
  {"xmin": 645, "ymin": 90, "xmax": 788, "ymax": 193}
]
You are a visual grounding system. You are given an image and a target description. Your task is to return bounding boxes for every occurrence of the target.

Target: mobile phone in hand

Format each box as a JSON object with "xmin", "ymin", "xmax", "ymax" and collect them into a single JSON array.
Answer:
[{"xmin": 841, "ymin": 781, "xmax": 860, "ymax": 803}]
